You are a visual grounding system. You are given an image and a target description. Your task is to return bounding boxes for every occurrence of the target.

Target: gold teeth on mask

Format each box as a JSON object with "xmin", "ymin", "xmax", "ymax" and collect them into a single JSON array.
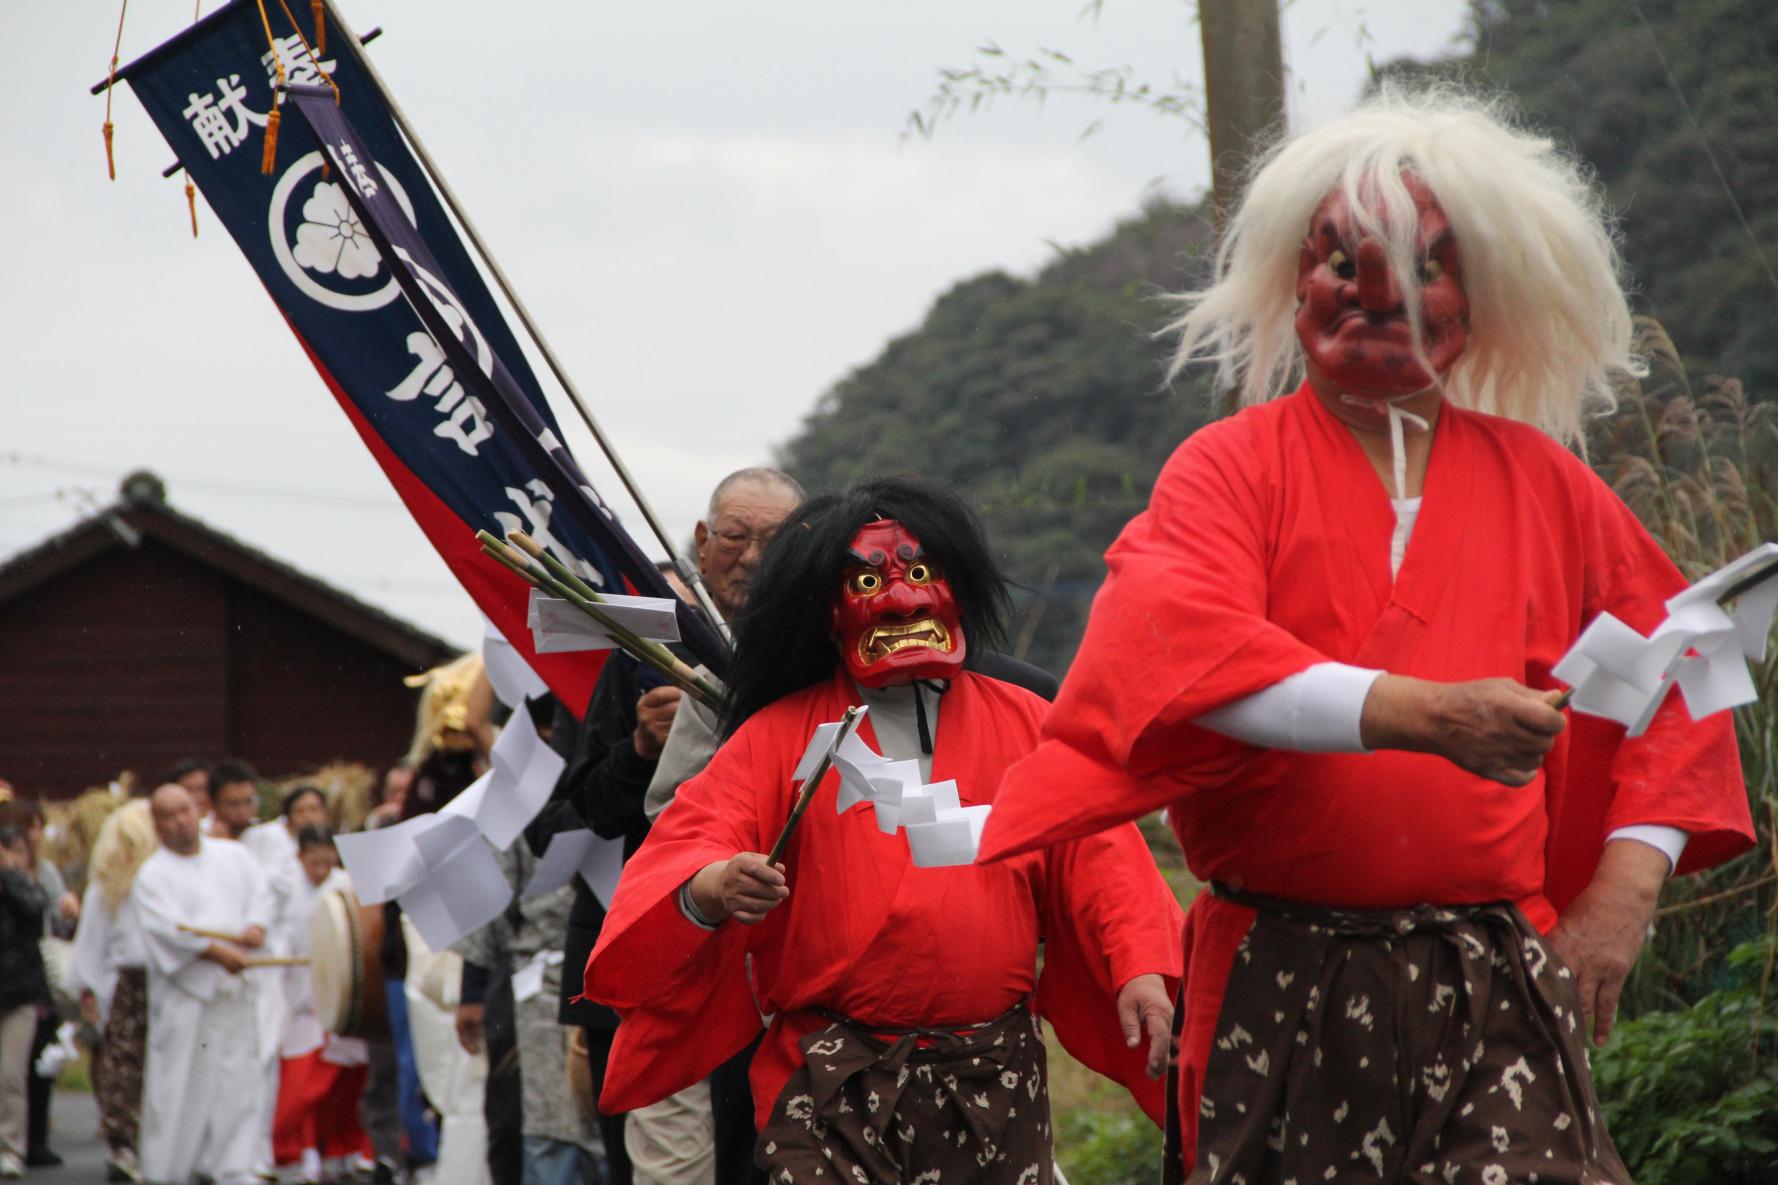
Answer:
[{"xmin": 857, "ymin": 618, "xmax": 953, "ymax": 664}]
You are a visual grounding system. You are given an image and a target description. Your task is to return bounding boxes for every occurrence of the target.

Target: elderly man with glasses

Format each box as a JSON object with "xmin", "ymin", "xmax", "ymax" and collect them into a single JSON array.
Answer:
[{"xmin": 523, "ymin": 468, "xmax": 804, "ymax": 1185}]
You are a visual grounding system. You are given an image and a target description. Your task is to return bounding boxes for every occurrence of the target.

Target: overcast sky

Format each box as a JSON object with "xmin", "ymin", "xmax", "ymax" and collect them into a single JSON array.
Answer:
[{"xmin": 2, "ymin": 1, "xmax": 1467, "ymax": 649}]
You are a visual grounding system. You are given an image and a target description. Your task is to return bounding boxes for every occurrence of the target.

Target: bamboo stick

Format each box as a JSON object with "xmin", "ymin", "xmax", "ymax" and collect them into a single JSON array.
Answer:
[
  {"xmin": 766, "ymin": 706, "xmax": 864, "ymax": 866},
  {"xmin": 477, "ymin": 533, "xmax": 725, "ymax": 708}
]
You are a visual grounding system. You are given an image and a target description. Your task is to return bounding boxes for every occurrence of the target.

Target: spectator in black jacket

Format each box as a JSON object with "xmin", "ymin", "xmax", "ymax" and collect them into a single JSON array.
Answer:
[
  {"xmin": 0, "ymin": 825, "xmax": 50, "ymax": 1180},
  {"xmin": 527, "ymin": 468, "xmax": 804, "ymax": 1185}
]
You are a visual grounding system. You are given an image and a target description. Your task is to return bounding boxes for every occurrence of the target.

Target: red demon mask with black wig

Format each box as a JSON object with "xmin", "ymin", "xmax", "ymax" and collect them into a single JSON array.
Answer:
[{"xmin": 830, "ymin": 519, "xmax": 966, "ymax": 688}]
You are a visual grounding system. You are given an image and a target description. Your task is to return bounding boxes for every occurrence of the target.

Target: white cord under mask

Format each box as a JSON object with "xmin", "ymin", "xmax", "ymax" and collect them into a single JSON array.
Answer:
[{"xmin": 1340, "ymin": 393, "xmax": 1431, "ymax": 501}]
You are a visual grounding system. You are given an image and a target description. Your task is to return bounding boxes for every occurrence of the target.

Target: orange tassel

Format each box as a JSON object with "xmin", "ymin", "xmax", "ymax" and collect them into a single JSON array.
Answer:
[
  {"xmin": 102, "ymin": 120, "xmax": 116, "ymax": 180},
  {"xmin": 260, "ymin": 107, "xmax": 280, "ymax": 175},
  {"xmin": 312, "ymin": 0, "xmax": 325, "ymax": 55},
  {"xmin": 186, "ymin": 177, "xmax": 199, "ymax": 238}
]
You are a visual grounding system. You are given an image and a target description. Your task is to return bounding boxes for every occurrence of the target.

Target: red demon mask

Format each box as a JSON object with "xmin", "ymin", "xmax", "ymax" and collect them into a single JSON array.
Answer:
[
  {"xmin": 830, "ymin": 520, "xmax": 966, "ymax": 688},
  {"xmin": 1294, "ymin": 174, "xmax": 1469, "ymax": 397}
]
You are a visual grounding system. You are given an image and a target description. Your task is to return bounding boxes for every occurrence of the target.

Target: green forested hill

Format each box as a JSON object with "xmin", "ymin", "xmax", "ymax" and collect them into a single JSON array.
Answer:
[
  {"xmin": 1394, "ymin": 0, "xmax": 1778, "ymax": 396},
  {"xmin": 780, "ymin": 200, "xmax": 1216, "ymax": 672},
  {"xmin": 777, "ymin": 0, "xmax": 1778, "ymax": 676}
]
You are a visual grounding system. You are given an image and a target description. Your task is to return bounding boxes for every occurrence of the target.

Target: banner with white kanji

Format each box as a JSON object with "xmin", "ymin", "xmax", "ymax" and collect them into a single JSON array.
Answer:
[{"xmin": 112, "ymin": 0, "xmax": 728, "ymax": 713}]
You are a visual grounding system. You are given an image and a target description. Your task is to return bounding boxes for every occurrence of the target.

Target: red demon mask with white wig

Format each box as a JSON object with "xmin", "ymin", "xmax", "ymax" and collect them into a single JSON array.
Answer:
[{"xmin": 830, "ymin": 519, "xmax": 966, "ymax": 688}]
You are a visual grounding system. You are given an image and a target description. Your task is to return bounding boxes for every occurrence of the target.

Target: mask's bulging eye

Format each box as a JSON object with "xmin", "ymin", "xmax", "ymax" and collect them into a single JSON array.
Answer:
[
  {"xmin": 848, "ymin": 570, "xmax": 884, "ymax": 596},
  {"xmin": 906, "ymin": 562, "xmax": 936, "ymax": 586},
  {"xmin": 1419, "ymin": 258, "xmax": 1444, "ymax": 283},
  {"xmin": 1327, "ymin": 249, "xmax": 1355, "ymax": 280}
]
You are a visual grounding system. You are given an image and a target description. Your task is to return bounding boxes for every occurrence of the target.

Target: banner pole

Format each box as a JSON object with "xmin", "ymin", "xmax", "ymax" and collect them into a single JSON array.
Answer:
[{"xmin": 320, "ymin": 0, "xmax": 733, "ymax": 645}]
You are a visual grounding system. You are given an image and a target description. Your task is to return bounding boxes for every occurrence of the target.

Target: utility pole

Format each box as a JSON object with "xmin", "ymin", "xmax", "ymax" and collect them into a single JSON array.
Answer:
[{"xmin": 1199, "ymin": 0, "xmax": 1286, "ymax": 235}]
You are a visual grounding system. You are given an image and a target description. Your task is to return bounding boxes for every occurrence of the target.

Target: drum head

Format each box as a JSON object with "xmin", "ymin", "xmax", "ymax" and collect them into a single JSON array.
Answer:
[{"xmin": 309, "ymin": 885, "xmax": 388, "ymax": 1039}]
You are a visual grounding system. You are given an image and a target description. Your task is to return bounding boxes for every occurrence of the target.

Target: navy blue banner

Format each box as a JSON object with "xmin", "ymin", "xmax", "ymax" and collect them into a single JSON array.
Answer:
[{"xmin": 117, "ymin": 1, "xmax": 726, "ymax": 707}]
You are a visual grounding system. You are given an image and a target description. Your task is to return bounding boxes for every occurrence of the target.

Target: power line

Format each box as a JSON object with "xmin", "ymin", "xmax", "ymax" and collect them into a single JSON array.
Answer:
[
  {"xmin": 0, "ymin": 451, "xmax": 406, "ymax": 511},
  {"xmin": 0, "ymin": 487, "xmax": 95, "ymax": 511}
]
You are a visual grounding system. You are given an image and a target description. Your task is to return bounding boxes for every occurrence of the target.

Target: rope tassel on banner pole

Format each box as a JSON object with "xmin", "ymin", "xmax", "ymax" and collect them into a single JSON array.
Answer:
[{"xmin": 100, "ymin": 0, "xmax": 131, "ymax": 180}]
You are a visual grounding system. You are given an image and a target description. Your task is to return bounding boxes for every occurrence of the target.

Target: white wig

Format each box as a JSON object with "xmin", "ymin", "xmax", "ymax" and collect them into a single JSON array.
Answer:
[{"xmin": 1165, "ymin": 83, "xmax": 1639, "ymax": 446}]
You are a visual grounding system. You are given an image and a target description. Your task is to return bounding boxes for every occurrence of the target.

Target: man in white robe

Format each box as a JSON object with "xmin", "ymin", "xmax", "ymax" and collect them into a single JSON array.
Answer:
[{"xmin": 132, "ymin": 784, "xmax": 274, "ymax": 1185}]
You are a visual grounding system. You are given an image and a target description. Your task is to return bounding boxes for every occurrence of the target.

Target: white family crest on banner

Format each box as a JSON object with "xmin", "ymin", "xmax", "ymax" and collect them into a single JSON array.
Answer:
[
  {"xmin": 268, "ymin": 151, "xmax": 415, "ymax": 312},
  {"xmin": 1554, "ymin": 542, "xmax": 1778, "ymax": 736}
]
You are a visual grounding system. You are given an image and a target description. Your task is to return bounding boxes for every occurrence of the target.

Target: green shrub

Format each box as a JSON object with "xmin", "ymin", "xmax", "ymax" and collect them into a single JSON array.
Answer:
[
  {"xmin": 1055, "ymin": 1106, "xmax": 1164, "ymax": 1185},
  {"xmin": 1593, "ymin": 939, "xmax": 1778, "ymax": 1184}
]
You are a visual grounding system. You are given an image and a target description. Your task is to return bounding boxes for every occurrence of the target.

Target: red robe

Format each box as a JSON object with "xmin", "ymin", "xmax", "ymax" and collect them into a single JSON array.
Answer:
[
  {"xmin": 976, "ymin": 383, "xmax": 1755, "ymax": 1162},
  {"xmin": 584, "ymin": 668, "xmax": 1185, "ymax": 1128}
]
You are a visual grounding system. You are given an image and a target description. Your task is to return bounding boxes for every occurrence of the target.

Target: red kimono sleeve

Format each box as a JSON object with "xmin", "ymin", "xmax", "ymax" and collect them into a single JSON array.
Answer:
[
  {"xmin": 1034, "ymin": 824, "xmax": 1186, "ymax": 1126},
  {"xmin": 582, "ymin": 726, "xmax": 773, "ymax": 1113},
  {"xmin": 982, "ymin": 413, "xmax": 1331, "ymax": 861},
  {"xmin": 1543, "ymin": 455, "xmax": 1754, "ymax": 908}
]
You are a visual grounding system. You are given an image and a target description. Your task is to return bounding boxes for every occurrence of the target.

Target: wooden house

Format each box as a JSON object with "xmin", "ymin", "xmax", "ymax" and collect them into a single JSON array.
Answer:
[{"xmin": 0, "ymin": 470, "xmax": 459, "ymax": 798}]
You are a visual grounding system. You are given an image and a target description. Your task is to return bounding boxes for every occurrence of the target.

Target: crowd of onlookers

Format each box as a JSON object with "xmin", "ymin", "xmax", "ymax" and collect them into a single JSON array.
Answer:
[
  {"xmin": 0, "ymin": 790, "xmax": 78, "ymax": 1180},
  {"xmin": 3, "ymin": 470, "xmax": 811, "ymax": 1185},
  {"xmin": 0, "ymin": 716, "xmax": 615, "ymax": 1185}
]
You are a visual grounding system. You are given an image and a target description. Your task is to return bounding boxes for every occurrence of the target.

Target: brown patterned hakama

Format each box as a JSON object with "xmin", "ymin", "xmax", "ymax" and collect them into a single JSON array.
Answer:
[
  {"xmin": 1185, "ymin": 888, "xmax": 1630, "ymax": 1185},
  {"xmin": 95, "ymin": 966, "xmax": 147, "ymax": 1157},
  {"xmin": 757, "ymin": 1003, "xmax": 1052, "ymax": 1185}
]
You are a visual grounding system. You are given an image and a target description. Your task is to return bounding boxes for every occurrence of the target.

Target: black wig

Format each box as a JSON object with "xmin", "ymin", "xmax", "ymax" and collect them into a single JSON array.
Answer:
[{"xmin": 721, "ymin": 476, "xmax": 1012, "ymax": 735}]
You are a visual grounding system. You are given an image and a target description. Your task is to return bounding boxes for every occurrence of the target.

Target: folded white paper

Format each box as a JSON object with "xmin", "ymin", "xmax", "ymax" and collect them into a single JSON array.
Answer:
[
  {"xmin": 523, "ymin": 828, "xmax": 596, "ymax": 899},
  {"xmin": 578, "ymin": 830, "xmax": 625, "ymax": 908},
  {"xmin": 872, "ymin": 777, "xmax": 960, "ymax": 834},
  {"xmin": 1554, "ymin": 543, "xmax": 1778, "ymax": 735},
  {"xmin": 482, "ymin": 616, "xmax": 549, "ymax": 709},
  {"xmin": 512, "ymin": 949, "xmax": 565, "ymax": 1003},
  {"xmin": 395, "ymin": 826, "xmax": 512, "ymax": 950},
  {"xmin": 791, "ymin": 709, "xmax": 872, "ymax": 783},
  {"xmin": 789, "ymin": 714, "xmax": 991, "ymax": 866},
  {"xmin": 905, "ymin": 803, "xmax": 993, "ymax": 868},
  {"xmin": 527, "ymin": 589, "xmax": 682, "ymax": 654},
  {"xmin": 335, "ymin": 813, "xmax": 474, "ymax": 906},
  {"xmin": 442, "ymin": 706, "xmax": 566, "ymax": 850}
]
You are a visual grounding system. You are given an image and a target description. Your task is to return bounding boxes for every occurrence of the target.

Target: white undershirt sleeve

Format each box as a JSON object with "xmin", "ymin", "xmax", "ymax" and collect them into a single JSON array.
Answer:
[
  {"xmin": 1195, "ymin": 662, "xmax": 1384, "ymax": 753},
  {"xmin": 677, "ymin": 878, "xmax": 720, "ymax": 930},
  {"xmin": 1195, "ymin": 496, "xmax": 1692, "ymax": 863},
  {"xmin": 1604, "ymin": 825, "xmax": 1687, "ymax": 874}
]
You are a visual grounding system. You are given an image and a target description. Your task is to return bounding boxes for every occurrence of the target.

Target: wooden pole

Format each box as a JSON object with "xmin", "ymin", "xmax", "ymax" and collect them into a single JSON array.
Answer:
[{"xmin": 1198, "ymin": 0, "xmax": 1286, "ymax": 236}]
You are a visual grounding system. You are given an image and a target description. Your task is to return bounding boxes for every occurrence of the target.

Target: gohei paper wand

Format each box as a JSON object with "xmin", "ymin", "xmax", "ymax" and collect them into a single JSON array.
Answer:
[
  {"xmin": 766, "ymin": 706, "xmax": 865, "ymax": 866},
  {"xmin": 1553, "ymin": 543, "xmax": 1778, "ymax": 734}
]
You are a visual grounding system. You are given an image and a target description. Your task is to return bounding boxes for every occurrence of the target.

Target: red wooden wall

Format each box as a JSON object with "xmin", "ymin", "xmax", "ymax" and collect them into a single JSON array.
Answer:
[{"xmin": 0, "ymin": 537, "xmax": 436, "ymax": 799}]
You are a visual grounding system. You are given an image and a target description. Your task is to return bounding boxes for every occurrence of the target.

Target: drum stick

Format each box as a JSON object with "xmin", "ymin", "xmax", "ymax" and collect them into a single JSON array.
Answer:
[
  {"xmin": 242, "ymin": 956, "xmax": 310, "ymax": 968},
  {"xmin": 179, "ymin": 924, "xmax": 251, "ymax": 943}
]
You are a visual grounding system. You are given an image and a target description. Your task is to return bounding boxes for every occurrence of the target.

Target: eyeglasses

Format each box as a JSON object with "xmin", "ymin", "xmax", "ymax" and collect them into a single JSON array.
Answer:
[{"xmin": 709, "ymin": 527, "xmax": 777, "ymax": 555}]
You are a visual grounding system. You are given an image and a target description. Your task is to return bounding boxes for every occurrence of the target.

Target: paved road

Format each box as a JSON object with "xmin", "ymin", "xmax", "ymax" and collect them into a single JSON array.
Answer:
[{"xmin": 29, "ymin": 1091, "xmax": 107, "ymax": 1185}]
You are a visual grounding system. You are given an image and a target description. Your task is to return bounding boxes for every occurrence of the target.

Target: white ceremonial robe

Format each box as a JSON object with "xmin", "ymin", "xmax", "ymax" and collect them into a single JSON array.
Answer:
[
  {"xmin": 132, "ymin": 838, "xmax": 274, "ymax": 1185},
  {"xmin": 69, "ymin": 884, "xmax": 147, "ymax": 1026},
  {"xmin": 240, "ymin": 823, "xmax": 302, "ymax": 1169},
  {"xmin": 403, "ymin": 916, "xmax": 491, "ymax": 1185}
]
